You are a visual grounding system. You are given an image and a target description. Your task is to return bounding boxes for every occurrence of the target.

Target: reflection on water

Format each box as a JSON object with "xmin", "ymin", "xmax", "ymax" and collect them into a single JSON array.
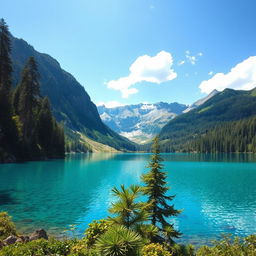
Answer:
[
  {"xmin": 66, "ymin": 152, "xmax": 119, "ymax": 162},
  {"xmin": 0, "ymin": 153, "xmax": 255, "ymax": 244},
  {"xmin": 161, "ymin": 152, "xmax": 256, "ymax": 162}
]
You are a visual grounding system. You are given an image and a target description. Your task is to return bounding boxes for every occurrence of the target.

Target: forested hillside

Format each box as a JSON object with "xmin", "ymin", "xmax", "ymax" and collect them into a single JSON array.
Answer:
[
  {"xmin": 0, "ymin": 19, "xmax": 64, "ymax": 162},
  {"xmin": 10, "ymin": 30, "xmax": 136, "ymax": 152},
  {"xmin": 159, "ymin": 88, "xmax": 256, "ymax": 152}
]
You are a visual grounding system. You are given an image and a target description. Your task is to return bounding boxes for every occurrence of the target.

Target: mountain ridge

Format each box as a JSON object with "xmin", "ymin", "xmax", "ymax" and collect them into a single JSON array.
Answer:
[
  {"xmin": 10, "ymin": 35, "xmax": 136, "ymax": 151},
  {"xmin": 158, "ymin": 87, "xmax": 256, "ymax": 151}
]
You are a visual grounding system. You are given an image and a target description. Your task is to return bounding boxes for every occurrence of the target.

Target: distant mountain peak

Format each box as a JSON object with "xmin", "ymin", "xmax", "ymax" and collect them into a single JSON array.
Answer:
[
  {"xmin": 183, "ymin": 89, "xmax": 219, "ymax": 113},
  {"xmin": 97, "ymin": 102, "xmax": 187, "ymax": 143}
]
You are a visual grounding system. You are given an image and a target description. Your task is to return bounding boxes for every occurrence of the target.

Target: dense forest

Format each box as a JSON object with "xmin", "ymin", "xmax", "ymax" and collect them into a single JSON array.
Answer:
[
  {"xmin": 186, "ymin": 116, "xmax": 256, "ymax": 153},
  {"xmin": 0, "ymin": 19, "xmax": 65, "ymax": 162},
  {"xmin": 160, "ymin": 116, "xmax": 256, "ymax": 153}
]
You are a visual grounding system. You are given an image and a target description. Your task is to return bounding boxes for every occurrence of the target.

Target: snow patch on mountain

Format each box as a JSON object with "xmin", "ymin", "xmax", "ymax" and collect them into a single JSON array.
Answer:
[{"xmin": 97, "ymin": 102, "xmax": 187, "ymax": 143}]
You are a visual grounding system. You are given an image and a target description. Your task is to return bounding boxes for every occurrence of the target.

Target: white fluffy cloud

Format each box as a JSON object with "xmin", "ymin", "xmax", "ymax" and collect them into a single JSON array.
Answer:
[
  {"xmin": 199, "ymin": 56, "xmax": 256, "ymax": 94},
  {"xmin": 106, "ymin": 51, "xmax": 177, "ymax": 98},
  {"xmin": 97, "ymin": 101, "xmax": 125, "ymax": 108}
]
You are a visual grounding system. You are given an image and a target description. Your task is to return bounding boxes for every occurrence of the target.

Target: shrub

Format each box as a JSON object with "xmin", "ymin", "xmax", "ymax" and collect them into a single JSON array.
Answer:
[
  {"xmin": 141, "ymin": 243, "xmax": 171, "ymax": 256},
  {"xmin": 0, "ymin": 212, "xmax": 17, "ymax": 240},
  {"xmin": 95, "ymin": 225, "xmax": 143, "ymax": 256},
  {"xmin": 169, "ymin": 243, "xmax": 194, "ymax": 256},
  {"xmin": 0, "ymin": 238, "xmax": 73, "ymax": 256},
  {"xmin": 84, "ymin": 219, "xmax": 109, "ymax": 247},
  {"xmin": 196, "ymin": 235, "xmax": 256, "ymax": 256},
  {"xmin": 69, "ymin": 238, "xmax": 97, "ymax": 256}
]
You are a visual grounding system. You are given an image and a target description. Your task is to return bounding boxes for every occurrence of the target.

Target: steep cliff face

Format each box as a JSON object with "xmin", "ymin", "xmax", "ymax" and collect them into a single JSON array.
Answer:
[{"xmin": 10, "ymin": 36, "xmax": 136, "ymax": 151}]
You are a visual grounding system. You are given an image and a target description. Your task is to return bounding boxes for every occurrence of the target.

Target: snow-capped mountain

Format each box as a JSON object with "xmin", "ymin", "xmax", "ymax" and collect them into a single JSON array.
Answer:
[{"xmin": 97, "ymin": 102, "xmax": 187, "ymax": 143}]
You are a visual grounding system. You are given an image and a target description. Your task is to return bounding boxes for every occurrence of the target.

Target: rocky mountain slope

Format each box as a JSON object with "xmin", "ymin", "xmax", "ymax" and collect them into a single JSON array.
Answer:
[
  {"xmin": 97, "ymin": 102, "xmax": 187, "ymax": 143},
  {"xmin": 183, "ymin": 89, "xmax": 219, "ymax": 113}
]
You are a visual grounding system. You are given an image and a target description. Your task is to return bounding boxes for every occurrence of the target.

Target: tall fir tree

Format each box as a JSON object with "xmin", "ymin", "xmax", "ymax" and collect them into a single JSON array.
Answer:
[
  {"xmin": 0, "ymin": 19, "xmax": 12, "ymax": 94},
  {"xmin": 17, "ymin": 56, "xmax": 40, "ymax": 151},
  {"xmin": 142, "ymin": 136, "xmax": 181, "ymax": 244},
  {"xmin": 0, "ymin": 18, "xmax": 19, "ymax": 161},
  {"xmin": 36, "ymin": 97, "xmax": 54, "ymax": 155},
  {"xmin": 36, "ymin": 97, "xmax": 65, "ymax": 158}
]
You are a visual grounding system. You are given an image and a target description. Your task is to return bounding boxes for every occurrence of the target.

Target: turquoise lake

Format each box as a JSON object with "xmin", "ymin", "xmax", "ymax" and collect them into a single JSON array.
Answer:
[{"xmin": 0, "ymin": 153, "xmax": 255, "ymax": 245}]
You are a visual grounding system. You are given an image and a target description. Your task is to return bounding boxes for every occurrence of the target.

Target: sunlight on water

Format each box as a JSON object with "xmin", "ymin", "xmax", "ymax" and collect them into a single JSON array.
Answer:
[{"xmin": 0, "ymin": 153, "xmax": 255, "ymax": 244}]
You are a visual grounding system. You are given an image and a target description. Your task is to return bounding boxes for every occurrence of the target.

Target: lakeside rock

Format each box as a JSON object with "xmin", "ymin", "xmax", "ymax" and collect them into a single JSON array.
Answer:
[
  {"xmin": 3, "ymin": 235, "xmax": 17, "ymax": 245},
  {"xmin": 1, "ymin": 229, "xmax": 48, "ymax": 248},
  {"xmin": 29, "ymin": 229, "xmax": 48, "ymax": 241}
]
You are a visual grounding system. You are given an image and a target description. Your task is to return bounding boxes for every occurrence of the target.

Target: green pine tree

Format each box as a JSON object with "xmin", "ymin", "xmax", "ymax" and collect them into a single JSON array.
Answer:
[
  {"xmin": 37, "ymin": 97, "xmax": 65, "ymax": 158},
  {"xmin": 142, "ymin": 136, "xmax": 181, "ymax": 244},
  {"xmin": 108, "ymin": 184, "xmax": 150, "ymax": 229},
  {"xmin": 0, "ymin": 18, "xmax": 12, "ymax": 96},
  {"xmin": 0, "ymin": 19, "xmax": 19, "ymax": 161},
  {"xmin": 17, "ymin": 56, "xmax": 40, "ymax": 153},
  {"xmin": 36, "ymin": 97, "xmax": 54, "ymax": 155}
]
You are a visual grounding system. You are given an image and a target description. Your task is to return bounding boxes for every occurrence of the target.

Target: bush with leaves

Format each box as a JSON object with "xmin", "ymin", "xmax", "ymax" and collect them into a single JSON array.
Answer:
[
  {"xmin": 134, "ymin": 224, "xmax": 159, "ymax": 242},
  {"xmin": 69, "ymin": 238, "xmax": 97, "ymax": 256},
  {"xmin": 0, "ymin": 212, "xmax": 17, "ymax": 240},
  {"xmin": 0, "ymin": 238, "xmax": 74, "ymax": 256},
  {"xmin": 141, "ymin": 243, "xmax": 171, "ymax": 256},
  {"xmin": 169, "ymin": 243, "xmax": 195, "ymax": 256},
  {"xmin": 196, "ymin": 234, "xmax": 256, "ymax": 256},
  {"xmin": 95, "ymin": 225, "xmax": 143, "ymax": 256},
  {"xmin": 84, "ymin": 219, "xmax": 109, "ymax": 248}
]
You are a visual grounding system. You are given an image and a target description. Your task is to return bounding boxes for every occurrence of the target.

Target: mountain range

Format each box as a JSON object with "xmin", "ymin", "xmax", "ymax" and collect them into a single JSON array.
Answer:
[
  {"xmin": 97, "ymin": 102, "xmax": 187, "ymax": 143},
  {"xmin": 9, "ymin": 35, "xmax": 256, "ymax": 152}
]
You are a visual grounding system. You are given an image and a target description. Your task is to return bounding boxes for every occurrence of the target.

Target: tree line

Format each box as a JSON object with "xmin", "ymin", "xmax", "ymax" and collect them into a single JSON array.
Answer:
[
  {"xmin": 159, "ymin": 116, "xmax": 256, "ymax": 153},
  {"xmin": 185, "ymin": 117, "xmax": 256, "ymax": 153},
  {"xmin": 0, "ymin": 19, "xmax": 64, "ymax": 162}
]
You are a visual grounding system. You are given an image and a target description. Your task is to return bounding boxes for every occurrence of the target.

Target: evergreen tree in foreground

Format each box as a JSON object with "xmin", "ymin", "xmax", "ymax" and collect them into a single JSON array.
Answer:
[
  {"xmin": 108, "ymin": 185, "xmax": 150, "ymax": 229},
  {"xmin": 142, "ymin": 136, "xmax": 181, "ymax": 244}
]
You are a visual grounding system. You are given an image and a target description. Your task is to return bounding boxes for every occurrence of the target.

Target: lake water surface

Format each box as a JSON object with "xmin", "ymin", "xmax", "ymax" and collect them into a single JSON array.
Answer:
[{"xmin": 0, "ymin": 153, "xmax": 255, "ymax": 245}]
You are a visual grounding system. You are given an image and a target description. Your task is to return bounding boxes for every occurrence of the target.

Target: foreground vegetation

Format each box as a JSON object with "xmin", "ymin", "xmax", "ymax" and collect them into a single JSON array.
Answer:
[
  {"xmin": 0, "ymin": 212, "xmax": 255, "ymax": 256},
  {"xmin": 1, "ymin": 138, "xmax": 255, "ymax": 255},
  {"xmin": 0, "ymin": 19, "xmax": 65, "ymax": 162}
]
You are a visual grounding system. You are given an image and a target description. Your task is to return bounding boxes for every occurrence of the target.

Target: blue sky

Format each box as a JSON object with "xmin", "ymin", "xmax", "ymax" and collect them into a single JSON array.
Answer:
[{"xmin": 2, "ymin": 0, "xmax": 256, "ymax": 106}]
